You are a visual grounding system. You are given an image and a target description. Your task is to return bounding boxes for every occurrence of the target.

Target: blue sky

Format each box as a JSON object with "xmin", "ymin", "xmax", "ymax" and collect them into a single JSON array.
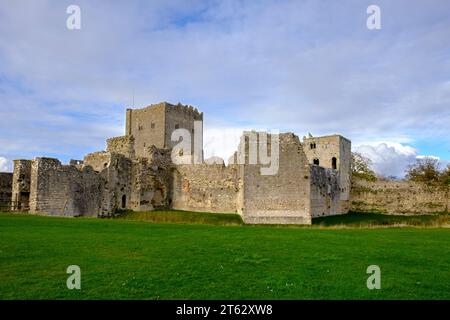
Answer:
[{"xmin": 0, "ymin": 0, "xmax": 449, "ymax": 177}]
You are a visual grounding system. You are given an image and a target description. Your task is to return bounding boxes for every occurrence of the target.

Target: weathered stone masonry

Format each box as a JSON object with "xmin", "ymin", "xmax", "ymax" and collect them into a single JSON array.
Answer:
[
  {"xmin": 11, "ymin": 160, "xmax": 31, "ymax": 211},
  {"xmin": 29, "ymin": 158, "xmax": 103, "ymax": 217},
  {"xmin": 350, "ymin": 177, "xmax": 449, "ymax": 214},
  {"xmin": 0, "ymin": 172, "xmax": 13, "ymax": 209}
]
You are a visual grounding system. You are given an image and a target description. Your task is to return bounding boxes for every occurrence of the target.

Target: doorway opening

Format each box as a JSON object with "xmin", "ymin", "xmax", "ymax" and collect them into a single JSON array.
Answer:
[{"xmin": 121, "ymin": 195, "xmax": 127, "ymax": 209}]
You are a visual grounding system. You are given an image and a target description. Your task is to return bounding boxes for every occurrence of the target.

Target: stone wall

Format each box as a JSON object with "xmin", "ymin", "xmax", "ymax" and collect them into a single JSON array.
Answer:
[
  {"xmin": 172, "ymin": 163, "xmax": 239, "ymax": 213},
  {"xmin": 0, "ymin": 172, "xmax": 13, "ymax": 210},
  {"xmin": 84, "ymin": 152, "xmax": 134, "ymax": 215},
  {"xmin": 11, "ymin": 160, "xmax": 32, "ymax": 211},
  {"xmin": 29, "ymin": 158, "xmax": 103, "ymax": 217},
  {"xmin": 350, "ymin": 177, "xmax": 449, "ymax": 214},
  {"xmin": 84, "ymin": 152, "xmax": 112, "ymax": 172},
  {"xmin": 309, "ymin": 165, "xmax": 342, "ymax": 218},
  {"xmin": 98, "ymin": 153, "xmax": 133, "ymax": 215},
  {"xmin": 240, "ymin": 133, "xmax": 312, "ymax": 224},
  {"xmin": 130, "ymin": 146, "xmax": 172, "ymax": 211},
  {"xmin": 107, "ymin": 135, "xmax": 135, "ymax": 159}
]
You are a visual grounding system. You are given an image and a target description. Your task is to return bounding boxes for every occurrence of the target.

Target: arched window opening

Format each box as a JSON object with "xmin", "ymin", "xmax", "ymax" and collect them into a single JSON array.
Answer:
[
  {"xmin": 313, "ymin": 158, "xmax": 320, "ymax": 165},
  {"xmin": 332, "ymin": 157, "xmax": 337, "ymax": 170}
]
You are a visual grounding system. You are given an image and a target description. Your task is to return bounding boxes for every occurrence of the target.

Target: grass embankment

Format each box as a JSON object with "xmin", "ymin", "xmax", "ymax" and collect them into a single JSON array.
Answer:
[
  {"xmin": 115, "ymin": 209, "xmax": 243, "ymax": 226},
  {"xmin": 313, "ymin": 211, "xmax": 450, "ymax": 228},
  {"xmin": 116, "ymin": 209, "xmax": 449, "ymax": 228},
  {"xmin": 0, "ymin": 212, "xmax": 449, "ymax": 299}
]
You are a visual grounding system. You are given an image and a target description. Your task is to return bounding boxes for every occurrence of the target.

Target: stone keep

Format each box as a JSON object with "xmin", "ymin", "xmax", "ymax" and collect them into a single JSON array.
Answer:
[{"xmin": 125, "ymin": 102, "xmax": 203, "ymax": 159}]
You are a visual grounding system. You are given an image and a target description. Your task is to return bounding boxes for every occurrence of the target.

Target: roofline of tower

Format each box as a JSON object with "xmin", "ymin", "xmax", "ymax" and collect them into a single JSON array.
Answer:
[
  {"xmin": 303, "ymin": 134, "xmax": 351, "ymax": 143},
  {"xmin": 126, "ymin": 101, "xmax": 203, "ymax": 117}
]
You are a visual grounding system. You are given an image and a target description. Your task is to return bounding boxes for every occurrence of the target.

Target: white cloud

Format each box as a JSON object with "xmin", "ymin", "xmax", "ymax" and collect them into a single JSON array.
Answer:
[
  {"xmin": 0, "ymin": 157, "xmax": 12, "ymax": 172},
  {"xmin": 354, "ymin": 142, "xmax": 444, "ymax": 178},
  {"xmin": 416, "ymin": 155, "xmax": 440, "ymax": 161}
]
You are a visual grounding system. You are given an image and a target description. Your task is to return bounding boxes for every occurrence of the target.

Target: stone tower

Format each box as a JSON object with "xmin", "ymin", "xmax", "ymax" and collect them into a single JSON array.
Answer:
[
  {"xmin": 303, "ymin": 134, "xmax": 352, "ymax": 209},
  {"xmin": 125, "ymin": 102, "xmax": 203, "ymax": 159},
  {"xmin": 11, "ymin": 160, "xmax": 32, "ymax": 211}
]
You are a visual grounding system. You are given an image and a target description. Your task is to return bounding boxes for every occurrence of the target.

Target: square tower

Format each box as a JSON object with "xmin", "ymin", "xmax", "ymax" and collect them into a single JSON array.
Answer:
[
  {"xmin": 125, "ymin": 102, "xmax": 203, "ymax": 159},
  {"xmin": 303, "ymin": 134, "xmax": 352, "ymax": 202}
]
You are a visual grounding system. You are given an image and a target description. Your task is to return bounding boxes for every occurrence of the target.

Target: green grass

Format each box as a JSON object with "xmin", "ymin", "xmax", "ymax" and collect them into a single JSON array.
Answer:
[
  {"xmin": 0, "ymin": 212, "xmax": 449, "ymax": 299},
  {"xmin": 115, "ymin": 209, "xmax": 450, "ymax": 228}
]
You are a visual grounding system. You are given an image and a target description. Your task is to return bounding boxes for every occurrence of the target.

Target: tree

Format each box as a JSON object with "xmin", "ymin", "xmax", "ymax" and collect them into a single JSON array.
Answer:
[
  {"xmin": 351, "ymin": 152, "xmax": 377, "ymax": 181},
  {"xmin": 440, "ymin": 164, "xmax": 450, "ymax": 186},
  {"xmin": 405, "ymin": 157, "xmax": 441, "ymax": 184}
]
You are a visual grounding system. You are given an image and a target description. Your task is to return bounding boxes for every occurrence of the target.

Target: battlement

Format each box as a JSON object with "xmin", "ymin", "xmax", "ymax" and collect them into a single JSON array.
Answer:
[
  {"xmin": 127, "ymin": 101, "xmax": 203, "ymax": 119},
  {"xmin": 303, "ymin": 134, "xmax": 351, "ymax": 143},
  {"xmin": 166, "ymin": 102, "xmax": 203, "ymax": 119}
]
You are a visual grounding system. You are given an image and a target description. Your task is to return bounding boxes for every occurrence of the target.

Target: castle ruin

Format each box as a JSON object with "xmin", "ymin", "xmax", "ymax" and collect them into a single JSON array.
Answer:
[{"xmin": 1, "ymin": 102, "xmax": 357, "ymax": 224}]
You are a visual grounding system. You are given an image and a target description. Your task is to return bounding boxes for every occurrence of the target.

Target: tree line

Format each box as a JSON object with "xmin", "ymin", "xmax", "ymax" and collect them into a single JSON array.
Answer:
[{"xmin": 351, "ymin": 152, "xmax": 450, "ymax": 186}]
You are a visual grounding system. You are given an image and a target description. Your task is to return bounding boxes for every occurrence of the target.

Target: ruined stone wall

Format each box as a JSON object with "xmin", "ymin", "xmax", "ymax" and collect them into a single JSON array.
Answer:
[
  {"xmin": 84, "ymin": 152, "xmax": 112, "ymax": 172},
  {"xmin": 29, "ymin": 158, "xmax": 103, "ymax": 217},
  {"xmin": 240, "ymin": 133, "xmax": 312, "ymax": 224},
  {"xmin": 350, "ymin": 177, "xmax": 449, "ymax": 214},
  {"xmin": 84, "ymin": 152, "xmax": 133, "ymax": 215},
  {"xmin": 130, "ymin": 146, "xmax": 172, "ymax": 211},
  {"xmin": 130, "ymin": 159, "xmax": 154, "ymax": 211},
  {"xmin": 172, "ymin": 164, "xmax": 239, "ymax": 213},
  {"xmin": 125, "ymin": 103, "xmax": 166, "ymax": 158},
  {"xmin": 99, "ymin": 153, "xmax": 133, "ymax": 214},
  {"xmin": 107, "ymin": 135, "xmax": 135, "ymax": 159},
  {"xmin": 309, "ymin": 166, "xmax": 341, "ymax": 217},
  {"xmin": 11, "ymin": 160, "xmax": 32, "ymax": 211},
  {"xmin": 0, "ymin": 172, "xmax": 13, "ymax": 210}
]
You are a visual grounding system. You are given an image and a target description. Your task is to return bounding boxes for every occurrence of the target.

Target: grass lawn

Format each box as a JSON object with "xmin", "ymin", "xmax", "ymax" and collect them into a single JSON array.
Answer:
[{"xmin": 0, "ymin": 212, "xmax": 449, "ymax": 299}]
